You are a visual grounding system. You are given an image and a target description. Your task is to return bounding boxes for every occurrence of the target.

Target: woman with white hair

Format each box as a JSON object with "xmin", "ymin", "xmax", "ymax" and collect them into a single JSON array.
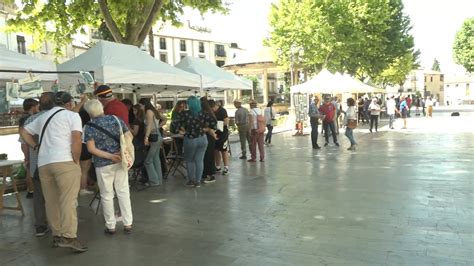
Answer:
[{"xmin": 83, "ymin": 99, "xmax": 133, "ymax": 235}]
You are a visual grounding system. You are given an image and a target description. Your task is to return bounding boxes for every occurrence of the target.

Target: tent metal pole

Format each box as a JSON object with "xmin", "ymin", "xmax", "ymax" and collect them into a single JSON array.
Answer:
[{"xmin": 199, "ymin": 75, "xmax": 203, "ymax": 96}]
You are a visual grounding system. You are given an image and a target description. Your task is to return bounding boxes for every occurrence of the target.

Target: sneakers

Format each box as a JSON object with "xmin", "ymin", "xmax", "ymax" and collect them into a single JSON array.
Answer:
[
  {"xmin": 185, "ymin": 181, "xmax": 195, "ymax": 187},
  {"xmin": 104, "ymin": 228, "xmax": 116, "ymax": 235},
  {"xmin": 324, "ymin": 143, "xmax": 329, "ymax": 147},
  {"xmin": 215, "ymin": 167, "xmax": 221, "ymax": 172},
  {"xmin": 239, "ymin": 155, "xmax": 247, "ymax": 159},
  {"xmin": 204, "ymin": 176, "xmax": 216, "ymax": 184},
  {"xmin": 26, "ymin": 191, "xmax": 34, "ymax": 199},
  {"xmin": 79, "ymin": 189, "xmax": 94, "ymax": 195},
  {"xmin": 56, "ymin": 237, "xmax": 88, "ymax": 253},
  {"xmin": 247, "ymin": 159, "xmax": 256, "ymax": 162},
  {"xmin": 313, "ymin": 145, "xmax": 321, "ymax": 150},
  {"xmin": 123, "ymin": 226, "xmax": 132, "ymax": 234},
  {"xmin": 193, "ymin": 181, "xmax": 201, "ymax": 188},
  {"xmin": 335, "ymin": 142, "xmax": 340, "ymax": 147},
  {"xmin": 222, "ymin": 168, "xmax": 229, "ymax": 175},
  {"xmin": 35, "ymin": 226, "xmax": 50, "ymax": 237},
  {"xmin": 52, "ymin": 236, "xmax": 61, "ymax": 247}
]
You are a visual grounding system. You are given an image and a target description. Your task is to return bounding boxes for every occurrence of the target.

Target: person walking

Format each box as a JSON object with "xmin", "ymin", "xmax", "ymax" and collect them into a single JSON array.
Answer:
[
  {"xmin": 399, "ymin": 96, "xmax": 409, "ymax": 129},
  {"xmin": 248, "ymin": 99, "xmax": 265, "ymax": 162},
  {"xmin": 386, "ymin": 96, "xmax": 397, "ymax": 130},
  {"xmin": 233, "ymin": 99, "xmax": 250, "ymax": 159},
  {"xmin": 264, "ymin": 101, "xmax": 275, "ymax": 146},
  {"xmin": 368, "ymin": 98, "xmax": 381, "ymax": 132},
  {"xmin": 139, "ymin": 98, "xmax": 167, "ymax": 186},
  {"xmin": 343, "ymin": 98, "xmax": 357, "ymax": 151},
  {"xmin": 176, "ymin": 96, "xmax": 217, "ymax": 187},
  {"xmin": 319, "ymin": 96, "xmax": 339, "ymax": 147},
  {"xmin": 22, "ymin": 91, "xmax": 87, "ymax": 252},
  {"xmin": 308, "ymin": 96, "xmax": 324, "ymax": 149},
  {"xmin": 83, "ymin": 99, "xmax": 133, "ymax": 235}
]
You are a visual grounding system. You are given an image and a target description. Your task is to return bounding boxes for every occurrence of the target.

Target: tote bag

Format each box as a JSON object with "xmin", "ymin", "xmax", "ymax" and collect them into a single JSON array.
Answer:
[{"xmin": 113, "ymin": 116, "xmax": 135, "ymax": 170}]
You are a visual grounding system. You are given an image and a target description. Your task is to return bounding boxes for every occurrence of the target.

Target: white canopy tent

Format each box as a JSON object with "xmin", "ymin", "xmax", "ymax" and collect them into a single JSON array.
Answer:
[
  {"xmin": 175, "ymin": 56, "xmax": 252, "ymax": 92},
  {"xmin": 58, "ymin": 41, "xmax": 201, "ymax": 94},
  {"xmin": 0, "ymin": 47, "xmax": 58, "ymax": 82}
]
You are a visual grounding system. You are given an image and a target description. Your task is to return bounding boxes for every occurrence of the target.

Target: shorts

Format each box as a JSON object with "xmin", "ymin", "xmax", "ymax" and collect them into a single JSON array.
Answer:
[
  {"xmin": 215, "ymin": 138, "xmax": 229, "ymax": 151},
  {"xmin": 401, "ymin": 110, "xmax": 408, "ymax": 119},
  {"xmin": 80, "ymin": 143, "xmax": 92, "ymax": 161}
]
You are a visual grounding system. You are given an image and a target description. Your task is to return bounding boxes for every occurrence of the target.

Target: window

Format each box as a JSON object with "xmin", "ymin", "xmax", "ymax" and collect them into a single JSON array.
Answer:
[
  {"xmin": 159, "ymin": 38, "xmax": 166, "ymax": 50},
  {"xmin": 215, "ymin": 44, "xmax": 226, "ymax": 57},
  {"xmin": 180, "ymin": 40, "xmax": 186, "ymax": 51},
  {"xmin": 159, "ymin": 53, "xmax": 168, "ymax": 63},
  {"xmin": 440, "ymin": 75, "xmax": 444, "ymax": 82},
  {"xmin": 216, "ymin": 60, "xmax": 225, "ymax": 67},
  {"xmin": 440, "ymin": 85, "xmax": 444, "ymax": 91},
  {"xmin": 424, "ymin": 76, "xmax": 427, "ymax": 82},
  {"xmin": 17, "ymin": 35, "xmax": 26, "ymax": 54},
  {"xmin": 455, "ymin": 84, "xmax": 459, "ymax": 87},
  {"xmin": 430, "ymin": 76, "xmax": 433, "ymax": 82},
  {"xmin": 199, "ymin": 42, "xmax": 205, "ymax": 53},
  {"xmin": 446, "ymin": 84, "xmax": 450, "ymax": 87}
]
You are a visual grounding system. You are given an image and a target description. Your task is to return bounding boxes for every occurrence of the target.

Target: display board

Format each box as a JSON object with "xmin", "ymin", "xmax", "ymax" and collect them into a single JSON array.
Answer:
[{"xmin": 293, "ymin": 93, "xmax": 308, "ymax": 122}]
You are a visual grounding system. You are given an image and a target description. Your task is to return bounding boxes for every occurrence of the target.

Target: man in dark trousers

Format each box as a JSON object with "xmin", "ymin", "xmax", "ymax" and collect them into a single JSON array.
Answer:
[{"xmin": 319, "ymin": 96, "xmax": 339, "ymax": 147}]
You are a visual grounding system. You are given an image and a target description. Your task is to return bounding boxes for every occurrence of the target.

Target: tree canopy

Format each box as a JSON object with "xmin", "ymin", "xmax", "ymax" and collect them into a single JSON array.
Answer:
[
  {"xmin": 266, "ymin": 0, "xmax": 415, "ymax": 83},
  {"xmin": 5, "ymin": 0, "xmax": 228, "ymax": 56},
  {"xmin": 453, "ymin": 17, "xmax": 474, "ymax": 73}
]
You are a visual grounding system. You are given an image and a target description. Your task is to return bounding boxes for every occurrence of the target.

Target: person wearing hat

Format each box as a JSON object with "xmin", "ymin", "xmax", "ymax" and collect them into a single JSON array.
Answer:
[
  {"xmin": 22, "ymin": 91, "xmax": 87, "ymax": 252},
  {"xmin": 248, "ymin": 99, "xmax": 265, "ymax": 162},
  {"xmin": 233, "ymin": 99, "xmax": 250, "ymax": 159},
  {"xmin": 94, "ymin": 85, "xmax": 129, "ymax": 126}
]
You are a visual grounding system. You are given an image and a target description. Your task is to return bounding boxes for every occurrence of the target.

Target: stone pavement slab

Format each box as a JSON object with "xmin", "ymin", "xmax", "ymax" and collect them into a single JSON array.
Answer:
[{"xmin": 0, "ymin": 112, "xmax": 473, "ymax": 265}]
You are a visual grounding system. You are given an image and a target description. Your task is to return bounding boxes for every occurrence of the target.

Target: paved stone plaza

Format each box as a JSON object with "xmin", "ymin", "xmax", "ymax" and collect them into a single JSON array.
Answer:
[{"xmin": 1, "ymin": 111, "xmax": 473, "ymax": 265}]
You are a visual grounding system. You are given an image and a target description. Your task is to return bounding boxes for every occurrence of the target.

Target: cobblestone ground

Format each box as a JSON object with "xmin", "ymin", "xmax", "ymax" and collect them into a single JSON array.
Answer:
[{"xmin": 1, "ymin": 110, "xmax": 473, "ymax": 265}]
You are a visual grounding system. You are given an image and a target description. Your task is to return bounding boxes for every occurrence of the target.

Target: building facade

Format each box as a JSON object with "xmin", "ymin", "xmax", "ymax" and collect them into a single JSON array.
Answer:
[
  {"xmin": 402, "ymin": 69, "xmax": 445, "ymax": 104},
  {"xmin": 444, "ymin": 74, "xmax": 474, "ymax": 105}
]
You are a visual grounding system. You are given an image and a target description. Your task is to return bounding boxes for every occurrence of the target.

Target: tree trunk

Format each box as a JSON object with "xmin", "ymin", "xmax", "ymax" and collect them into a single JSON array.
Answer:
[{"xmin": 148, "ymin": 27, "xmax": 155, "ymax": 57}]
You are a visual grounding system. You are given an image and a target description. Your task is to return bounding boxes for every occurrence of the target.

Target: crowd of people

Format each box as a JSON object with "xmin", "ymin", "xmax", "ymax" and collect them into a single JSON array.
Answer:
[{"xmin": 16, "ymin": 85, "xmax": 278, "ymax": 253}]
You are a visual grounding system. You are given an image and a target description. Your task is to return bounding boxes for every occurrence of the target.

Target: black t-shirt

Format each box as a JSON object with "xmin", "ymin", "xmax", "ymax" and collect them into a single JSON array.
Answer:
[
  {"xmin": 79, "ymin": 107, "xmax": 91, "ymax": 127},
  {"xmin": 131, "ymin": 118, "xmax": 146, "ymax": 147},
  {"xmin": 215, "ymin": 107, "xmax": 228, "ymax": 138}
]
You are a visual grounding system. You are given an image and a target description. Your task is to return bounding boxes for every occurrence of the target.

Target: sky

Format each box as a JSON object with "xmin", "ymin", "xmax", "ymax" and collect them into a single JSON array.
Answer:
[{"xmin": 184, "ymin": 0, "xmax": 474, "ymax": 75}]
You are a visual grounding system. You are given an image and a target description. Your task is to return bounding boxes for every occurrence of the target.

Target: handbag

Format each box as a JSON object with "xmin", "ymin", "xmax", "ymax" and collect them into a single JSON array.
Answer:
[
  {"xmin": 347, "ymin": 119, "xmax": 357, "ymax": 129},
  {"xmin": 113, "ymin": 116, "xmax": 135, "ymax": 170}
]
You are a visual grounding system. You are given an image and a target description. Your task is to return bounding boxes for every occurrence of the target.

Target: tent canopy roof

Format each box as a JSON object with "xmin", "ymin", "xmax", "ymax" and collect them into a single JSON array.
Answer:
[{"xmin": 0, "ymin": 47, "xmax": 58, "ymax": 81}]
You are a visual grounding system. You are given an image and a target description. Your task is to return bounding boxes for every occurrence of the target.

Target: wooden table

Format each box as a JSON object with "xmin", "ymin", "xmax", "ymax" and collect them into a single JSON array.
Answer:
[{"xmin": 0, "ymin": 160, "xmax": 25, "ymax": 215}]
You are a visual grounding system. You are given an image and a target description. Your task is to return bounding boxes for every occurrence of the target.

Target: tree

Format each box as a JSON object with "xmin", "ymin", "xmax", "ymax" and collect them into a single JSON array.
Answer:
[
  {"xmin": 266, "ymin": 0, "xmax": 414, "ymax": 81},
  {"xmin": 373, "ymin": 49, "xmax": 420, "ymax": 88},
  {"xmin": 453, "ymin": 17, "xmax": 474, "ymax": 73},
  {"xmin": 431, "ymin": 58, "xmax": 441, "ymax": 71},
  {"xmin": 5, "ymin": 0, "xmax": 227, "ymax": 56}
]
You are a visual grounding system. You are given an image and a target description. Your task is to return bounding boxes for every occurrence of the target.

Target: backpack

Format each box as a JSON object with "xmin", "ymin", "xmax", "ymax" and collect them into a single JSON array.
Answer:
[{"xmin": 253, "ymin": 109, "xmax": 266, "ymax": 133}]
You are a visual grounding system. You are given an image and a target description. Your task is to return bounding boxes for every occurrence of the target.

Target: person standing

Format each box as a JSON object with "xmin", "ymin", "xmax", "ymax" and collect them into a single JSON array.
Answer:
[
  {"xmin": 233, "ymin": 99, "xmax": 250, "ymax": 159},
  {"xmin": 22, "ymin": 91, "xmax": 87, "ymax": 252},
  {"xmin": 399, "ymin": 96, "xmax": 409, "ymax": 129},
  {"xmin": 343, "ymin": 98, "xmax": 357, "ymax": 151},
  {"xmin": 170, "ymin": 100, "xmax": 186, "ymax": 155},
  {"xmin": 83, "ymin": 99, "xmax": 133, "ymax": 235},
  {"xmin": 363, "ymin": 97, "xmax": 371, "ymax": 124},
  {"xmin": 319, "ymin": 96, "xmax": 339, "ymax": 147},
  {"xmin": 139, "ymin": 98, "xmax": 167, "ymax": 186},
  {"xmin": 94, "ymin": 85, "xmax": 129, "ymax": 126},
  {"xmin": 209, "ymin": 100, "xmax": 230, "ymax": 175},
  {"xmin": 406, "ymin": 95, "xmax": 413, "ymax": 117},
  {"xmin": 357, "ymin": 97, "xmax": 365, "ymax": 124},
  {"xmin": 176, "ymin": 96, "xmax": 217, "ymax": 187},
  {"xmin": 386, "ymin": 96, "xmax": 397, "ymax": 130},
  {"xmin": 200, "ymin": 97, "xmax": 218, "ymax": 183},
  {"xmin": 369, "ymin": 98, "xmax": 381, "ymax": 132},
  {"xmin": 425, "ymin": 96, "xmax": 434, "ymax": 118},
  {"xmin": 308, "ymin": 96, "xmax": 324, "ymax": 149},
  {"xmin": 248, "ymin": 99, "xmax": 265, "ymax": 162},
  {"xmin": 264, "ymin": 101, "xmax": 275, "ymax": 146}
]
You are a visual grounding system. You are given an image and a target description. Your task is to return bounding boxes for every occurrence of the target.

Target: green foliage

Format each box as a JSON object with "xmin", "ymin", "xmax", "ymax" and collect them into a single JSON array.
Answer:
[
  {"xmin": 453, "ymin": 17, "xmax": 474, "ymax": 73},
  {"xmin": 5, "ymin": 0, "xmax": 228, "ymax": 57},
  {"xmin": 374, "ymin": 49, "xmax": 420, "ymax": 88},
  {"xmin": 431, "ymin": 58, "xmax": 441, "ymax": 71},
  {"xmin": 267, "ymin": 0, "xmax": 414, "ymax": 80}
]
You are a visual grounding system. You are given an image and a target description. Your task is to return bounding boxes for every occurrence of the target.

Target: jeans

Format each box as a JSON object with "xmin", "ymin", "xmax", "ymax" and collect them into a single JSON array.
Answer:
[
  {"xmin": 237, "ymin": 125, "xmax": 250, "ymax": 156},
  {"xmin": 345, "ymin": 128, "xmax": 356, "ymax": 146},
  {"xmin": 370, "ymin": 115, "xmax": 379, "ymax": 131},
  {"xmin": 389, "ymin": 114, "xmax": 395, "ymax": 128},
  {"xmin": 310, "ymin": 122, "xmax": 319, "ymax": 148},
  {"xmin": 96, "ymin": 163, "xmax": 133, "ymax": 229},
  {"xmin": 323, "ymin": 121, "xmax": 338, "ymax": 144},
  {"xmin": 145, "ymin": 138, "xmax": 163, "ymax": 185},
  {"xmin": 265, "ymin": 125, "xmax": 274, "ymax": 144},
  {"xmin": 183, "ymin": 135, "xmax": 208, "ymax": 183}
]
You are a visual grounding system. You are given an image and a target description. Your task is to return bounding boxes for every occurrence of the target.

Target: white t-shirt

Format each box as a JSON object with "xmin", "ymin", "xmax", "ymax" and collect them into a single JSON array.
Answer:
[
  {"xmin": 425, "ymin": 99, "xmax": 433, "ymax": 107},
  {"xmin": 369, "ymin": 102, "xmax": 381, "ymax": 116},
  {"xmin": 386, "ymin": 99, "xmax": 396, "ymax": 115},
  {"xmin": 263, "ymin": 107, "xmax": 274, "ymax": 126},
  {"xmin": 24, "ymin": 107, "xmax": 82, "ymax": 167},
  {"xmin": 249, "ymin": 108, "xmax": 262, "ymax": 129}
]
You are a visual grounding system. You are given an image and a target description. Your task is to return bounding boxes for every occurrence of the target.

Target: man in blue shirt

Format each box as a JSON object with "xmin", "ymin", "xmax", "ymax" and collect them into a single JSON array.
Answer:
[{"xmin": 308, "ymin": 96, "xmax": 324, "ymax": 149}]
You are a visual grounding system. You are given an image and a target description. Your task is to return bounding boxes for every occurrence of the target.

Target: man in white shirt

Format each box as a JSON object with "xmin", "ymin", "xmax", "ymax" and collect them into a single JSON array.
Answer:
[
  {"xmin": 386, "ymin": 96, "xmax": 397, "ymax": 129},
  {"xmin": 22, "ymin": 92, "xmax": 87, "ymax": 253}
]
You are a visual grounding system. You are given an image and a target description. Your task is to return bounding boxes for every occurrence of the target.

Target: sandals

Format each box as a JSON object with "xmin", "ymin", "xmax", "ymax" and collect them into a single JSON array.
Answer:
[
  {"xmin": 104, "ymin": 228, "xmax": 116, "ymax": 235},
  {"xmin": 124, "ymin": 226, "xmax": 132, "ymax": 234}
]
